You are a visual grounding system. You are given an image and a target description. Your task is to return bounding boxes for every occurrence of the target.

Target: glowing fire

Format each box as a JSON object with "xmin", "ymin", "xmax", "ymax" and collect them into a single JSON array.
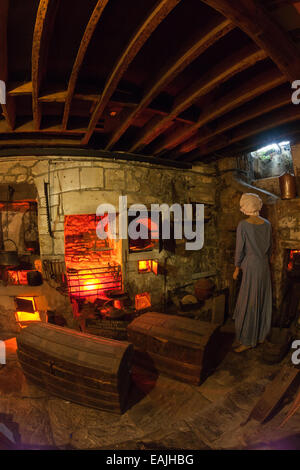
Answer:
[
  {"xmin": 14, "ymin": 297, "xmax": 41, "ymax": 328},
  {"xmin": 66, "ymin": 268, "xmax": 121, "ymax": 299},
  {"xmin": 138, "ymin": 260, "xmax": 152, "ymax": 273},
  {"xmin": 64, "ymin": 214, "xmax": 122, "ymax": 302},
  {"xmin": 287, "ymin": 250, "xmax": 300, "ymax": 271},
  {"xmin": 138, "ymin": 260, "xmax": 159, "ymax": 275},
  {"xmin": 135, "ymin": 292, "xmax": 151, "ymax": 310},
  {"xmin": 7, "ymin": 270, "xmax": 30, "ymax": 285}
]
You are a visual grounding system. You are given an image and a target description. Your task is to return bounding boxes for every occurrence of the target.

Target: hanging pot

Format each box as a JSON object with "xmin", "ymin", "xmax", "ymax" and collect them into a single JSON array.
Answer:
[
  {"xmin": 279, "ymin": 172, "xmax": 297, "ymax": 199},
  {"xmin": 0, "ymin": 239, "xmax": 19, "ymax": 267}
]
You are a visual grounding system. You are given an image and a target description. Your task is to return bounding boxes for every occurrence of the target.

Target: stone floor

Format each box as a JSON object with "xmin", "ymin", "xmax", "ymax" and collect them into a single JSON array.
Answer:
[{"xmin": 0, "ymin": 323, "xmax": 299, "ymax": 450}]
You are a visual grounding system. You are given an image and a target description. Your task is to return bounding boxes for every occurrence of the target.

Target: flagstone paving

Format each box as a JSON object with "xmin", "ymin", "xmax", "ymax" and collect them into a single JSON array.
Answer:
[{"xmin": 0, "ymin": 330, "xmax": 299, "ymax": 450}]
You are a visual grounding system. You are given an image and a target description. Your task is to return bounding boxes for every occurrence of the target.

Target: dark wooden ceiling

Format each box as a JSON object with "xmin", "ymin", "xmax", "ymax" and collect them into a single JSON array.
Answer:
[{"xmin": 0, "ymin": 0, "xmax": 300, "ymax": 162}]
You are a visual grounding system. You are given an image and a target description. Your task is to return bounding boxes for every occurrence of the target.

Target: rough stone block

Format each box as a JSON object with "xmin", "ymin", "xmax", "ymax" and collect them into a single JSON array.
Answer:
[
  {"xmin": 31, "ymin": 160, "xmax": 49, "ymax": 176},
  {"xmin": 53, "ymin": 234, "xmax": 65, "ymax": 255},
  {"xmin": 105, "ymin": 169, "xmax": 125, "ymax": 190},
  {"xmin": 217, "ymin": 157, "xmax": 236, "ymax": 172},
  {"xmin": 188, "ymin": 183, "xmax": 216, "ymax": 205},
  {"xmin": 39, "ymin": 234, "xmax": 54, "ymax": 255},
  {"xmin": 62, "ymin": 190, "xmax": 120, "ymax": 215},
  {"xmin": 16, "ymin": 174, "xmax": 27, "ymax": 183},
  {"xmin": 291, "ymin": 144, "xmax": 300, "ymax": 173},
  {"xmin": 10, "ymin": 165, "xmax": 27, "ymax": 175},
  {"xmin": 59, "ymin": 168, "xmax": 80, "ymax": 192},
  {"xmin": 33, "ymin": 175, "xmax": 47, "ymax": 199},
  {"xmin": 80, "ymin": 166, "xmax": 104, "ymax": 190},
  {"xmin": 0, "ymin": 162, "xmax": 15, "ymax": 174},
  {"xmin": 38, "ymin": 214, "xmax": 51, "ymax": 235},
  {"xmin": 94, "ymin": 161, "xmax": 120, "ymax": 169},
  {"xmin": 126, "ymin": 169, "xmax": 142, "ymax": 192},
  {"xmin": 4, "ymin": 175, "xmax": 16, "ymax": 183}
]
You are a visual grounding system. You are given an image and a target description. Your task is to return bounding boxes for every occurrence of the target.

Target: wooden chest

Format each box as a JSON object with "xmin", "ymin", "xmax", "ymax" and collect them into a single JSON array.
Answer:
[
  {"xmin": 16, "ymin": 323, "xmax": 133, "ymax": 414},
  {"xmin": 127, "ymin": 312, "xmax": 222, "ymax": 385}
]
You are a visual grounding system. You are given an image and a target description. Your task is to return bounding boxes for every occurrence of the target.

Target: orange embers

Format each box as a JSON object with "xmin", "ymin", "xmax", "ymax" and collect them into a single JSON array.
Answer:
[
  {"xmin": 135, "ymin": 292, "xmax": 151, "ymax": 310},
  {"xmin": 287, "ymin": 250, "xmax": 300, "ymax": 271},
  {"xmin": 66, "ymin": 266, "xmax": 122, "ymax": 300},
  {"xmin": 7, "ymin": 270, "xmax": 30, "ymax": 285},
  {"xmin": 64, "ymin": 214, "xmax": 122, "ymax": 302},
  {"xmin": 14, "ymin": 297, "xmax": 41, "ymax": 328},
  {"xmin": 138, "ymin": 260, "xmax": 152, "ymax": 273}
]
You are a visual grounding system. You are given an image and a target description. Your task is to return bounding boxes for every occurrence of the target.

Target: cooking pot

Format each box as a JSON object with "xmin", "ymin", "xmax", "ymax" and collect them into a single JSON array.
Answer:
[
  {"xmin": 0, "ymin": 239, "xmax": 19, "ymax": 267},
  {"xmin": 27, "ymin": 270, "xmax": 43, "ymax": 286}
]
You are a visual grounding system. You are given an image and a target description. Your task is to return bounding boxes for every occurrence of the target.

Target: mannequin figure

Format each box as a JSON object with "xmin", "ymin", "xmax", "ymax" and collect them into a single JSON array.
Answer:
[{"xmin": 233, "ymin": 193, "xmax": 272, "ymax": 353}]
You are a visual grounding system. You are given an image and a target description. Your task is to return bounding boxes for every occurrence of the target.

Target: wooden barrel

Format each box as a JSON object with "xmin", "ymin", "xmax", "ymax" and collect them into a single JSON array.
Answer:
[
  {"xmin": 16, "ymin": 323, "xmax": 133, "ymax": 414},
  {"xmin": 127, "ymin": 312, "xmax": 222, "ymax": 385}
]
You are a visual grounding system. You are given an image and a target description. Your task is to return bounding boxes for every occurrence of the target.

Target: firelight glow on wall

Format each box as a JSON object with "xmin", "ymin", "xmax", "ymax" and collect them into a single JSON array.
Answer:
[{"xmin": 138, "ymin": 260, "xmax": 159, "ymax": 274}]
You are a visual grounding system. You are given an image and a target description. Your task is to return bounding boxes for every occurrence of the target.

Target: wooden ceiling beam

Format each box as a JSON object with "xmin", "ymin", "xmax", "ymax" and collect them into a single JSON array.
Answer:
[
  {"xmin": 201, "ymin": 0, "xmax": 300, "ymax": 81},
  {"xmin": 129, "ymin": 44, "xmax": 267, "ymax": 152},
  {"xmin": 199, "ymin": 121, "xmax": 300, "ymax": 161},
  {"xmin": 172, "ymin": 85, "xmax": 291, "ymax": 156},
  {"xmin": 187, "ymin": 104, "xmax": 300, "ymax": 161},
  {"xmin": 152, "ymin": 66, "xmax": 285, "ymax": 154},
  {"xmin": 0, "ymin": 0, "xmax": 15, "ymax": 130},
  {"xmin": 0, "ymin": 138, "xmax": 81, "ymax": 147},
  {"xmin": 81, "ymin": 0, "xmax": 182, "ymax": 146},
  {"xmin": 62, "ymin": 0, "xmax": 109, "ymax": 130},
  {"xmin": 32, "ymin": 0, "xmax": 59, "ymax": 130},
  {"xmin": 105, "ymin": 17, "xmax": 234, "ymax": 150}
]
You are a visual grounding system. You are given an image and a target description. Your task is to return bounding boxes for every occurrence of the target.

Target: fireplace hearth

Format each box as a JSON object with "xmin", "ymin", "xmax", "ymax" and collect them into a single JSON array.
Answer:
[{"xmin": 279, "ymin": 249, "xmax": 300, "ymax": 328}]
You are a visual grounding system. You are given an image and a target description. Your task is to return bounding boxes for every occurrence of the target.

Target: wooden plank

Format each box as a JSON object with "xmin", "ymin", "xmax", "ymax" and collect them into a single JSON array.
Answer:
[
  {"xmin": 199, "ymin": 120, "xmax": 300, "ymax": 160},
  {"xmin": 191, "ymin": 104, "xmax": 300, "ymax": 160},
  {"xmin": 8, "ymin": 81, "xmax": 33, "ymax": 96},
  {"xmin": 174, "ymin": 85, "xmax": 291, "ymax": 156},
  {"xmin": 81, "ymin": 0, "xmax": 182, "ymax": 145},
  {"xmin": 129, "ymin": 45, "xmax": 267, "ymax": 152},
  {"xmin": 279, "ymin": 387, "xmax": 300, "ymax": 427},
  {"xmin": 247, "ymin": 365, "xmax": 299, "ymax": 423},
  {"xmin": 201, "ymin": 0, "xmax": 300, "ymax": 82},
  {"xmin": 62, "ymin": 0, "xmax": 110, "ymax": 130},
  {"xmin": 32, "ymin": 0, "xmax": 59, "ymax": 130},
  {"xmin": 0, "ymin": 0, "xmax": 15, "ymax": 130},
  {"xmin": 0, "ymin": 138, "xmax": 82, "ymax": 147},
  {"xmin": 0, "ymin": 118, "xmax": 87, "ymax": 134},
  {"xmin": 154, "ymin": 67, "xmax": 285, "ymax": 155},
  {"xmin": 105, "ymin": 18, "xmax": 234, "ymax": 149}
]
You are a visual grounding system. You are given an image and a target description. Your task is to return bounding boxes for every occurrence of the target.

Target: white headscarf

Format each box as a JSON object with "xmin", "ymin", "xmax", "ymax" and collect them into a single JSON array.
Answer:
[{"xmin": 240, "ymin": 193, "xmax": 263, "ymax": 216}]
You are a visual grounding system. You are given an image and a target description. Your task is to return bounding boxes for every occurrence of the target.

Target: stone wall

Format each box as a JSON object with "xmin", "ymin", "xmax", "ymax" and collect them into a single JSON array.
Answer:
[{"xmin": 0, "ymin": 156, "xmax": 219, "ymax": 317}]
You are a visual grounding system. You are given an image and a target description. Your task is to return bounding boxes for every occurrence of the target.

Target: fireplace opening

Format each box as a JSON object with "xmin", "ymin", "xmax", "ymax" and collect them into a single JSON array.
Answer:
[
  {"xmin": 287, "ymin": 250, "xmax": 300, "ymax": 277},
  {"xmin": 280, "ymin": 249, "xmax": 300, "ymax": 327},
  {"xmin": 14, "ymin": 296, "xmax": 41, "ymax": 328},
  {"xmin": 128, "ymin": 213, "xmax": 159, "ymax": 253},
  {"xmin": 64, "ymin": 214, "xmax": 122, "ymax": 308}
]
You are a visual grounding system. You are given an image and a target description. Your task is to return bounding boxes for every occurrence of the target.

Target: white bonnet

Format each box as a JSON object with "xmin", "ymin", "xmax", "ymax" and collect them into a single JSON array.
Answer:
[{"xmin": 240, "ymin": 193, "xmax": 263, "ymax": 216}]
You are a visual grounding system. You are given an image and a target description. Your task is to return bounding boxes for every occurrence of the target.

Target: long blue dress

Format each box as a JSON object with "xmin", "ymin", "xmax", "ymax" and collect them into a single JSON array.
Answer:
[{"xmin": 233, "ymin": 218, "xmax": 272, "ymax": 347}]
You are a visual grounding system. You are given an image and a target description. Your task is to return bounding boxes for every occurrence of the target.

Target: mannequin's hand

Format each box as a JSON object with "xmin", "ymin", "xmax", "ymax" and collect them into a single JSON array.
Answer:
[{"xmin": 233, "ymin": 267, "xmax": 240, "ymax": 280}]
